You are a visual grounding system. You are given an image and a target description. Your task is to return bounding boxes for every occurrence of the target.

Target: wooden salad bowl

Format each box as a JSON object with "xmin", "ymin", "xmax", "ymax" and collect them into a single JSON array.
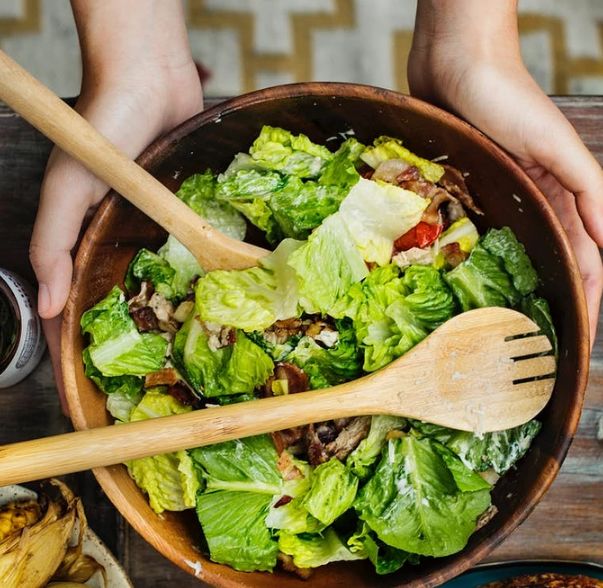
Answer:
[{"xmin": 62, "ymin": 83, "xmax": 589, "ymax": 587}]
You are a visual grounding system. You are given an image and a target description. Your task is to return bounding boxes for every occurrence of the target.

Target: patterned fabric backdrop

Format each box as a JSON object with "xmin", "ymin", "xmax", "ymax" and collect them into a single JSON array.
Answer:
[{"xmin": 1, "ymin": 0, "xmax": 603, "ymax": 97}]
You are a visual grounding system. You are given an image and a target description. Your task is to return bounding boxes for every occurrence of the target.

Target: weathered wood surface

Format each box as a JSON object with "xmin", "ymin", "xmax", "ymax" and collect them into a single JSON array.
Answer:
[{"xmin": 0, "ymin": 97, "xmax": 601, "ymax": 587}]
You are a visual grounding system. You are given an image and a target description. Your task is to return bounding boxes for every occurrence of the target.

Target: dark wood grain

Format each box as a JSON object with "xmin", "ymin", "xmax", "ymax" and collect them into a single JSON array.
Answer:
[{"xmin": 0, "ymin": 95, "xmax": 601, "ymax": 588}]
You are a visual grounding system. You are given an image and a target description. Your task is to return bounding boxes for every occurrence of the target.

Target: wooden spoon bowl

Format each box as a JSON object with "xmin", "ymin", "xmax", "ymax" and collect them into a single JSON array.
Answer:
[{"xmin": 62, "ymin": 83, "xmax": 589, "ymax": 588}]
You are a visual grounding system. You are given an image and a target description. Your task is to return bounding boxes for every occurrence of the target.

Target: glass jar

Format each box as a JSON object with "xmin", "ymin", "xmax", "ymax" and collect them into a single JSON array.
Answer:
[{"xmin": 0, "ymin": 269, "xmax": 46, "ymax": 388}]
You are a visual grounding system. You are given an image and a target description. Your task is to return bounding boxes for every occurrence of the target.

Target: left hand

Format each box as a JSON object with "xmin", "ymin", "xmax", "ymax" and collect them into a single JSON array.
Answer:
[{"xmin": 408, "ymin": 10, "xmax": 603, "ymax": 347}]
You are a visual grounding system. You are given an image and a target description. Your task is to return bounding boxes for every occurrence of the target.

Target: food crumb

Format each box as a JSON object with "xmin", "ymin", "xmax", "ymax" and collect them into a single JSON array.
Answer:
[
  {"xmin": 185, "ymin": 559, "xmax": 203, "ymax": 578},
  {"xmin": 512, "ymin": 193, "xmax": 522, "ymax": 203}
]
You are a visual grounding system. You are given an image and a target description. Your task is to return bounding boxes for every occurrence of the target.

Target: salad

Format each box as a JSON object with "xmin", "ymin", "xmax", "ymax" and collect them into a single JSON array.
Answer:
[{"xmin": 80, "ymin": 126, "xmax": 557, "ymax": 578}]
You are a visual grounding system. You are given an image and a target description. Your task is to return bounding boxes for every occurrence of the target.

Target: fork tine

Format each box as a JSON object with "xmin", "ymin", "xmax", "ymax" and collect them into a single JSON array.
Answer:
[
  {"xmin": 512, "ymin": 355, "xmax": 557, "ymax": 381},
  {"xmin": 505, "ymin": 334, "xmax": 552, "ymax": 358}
]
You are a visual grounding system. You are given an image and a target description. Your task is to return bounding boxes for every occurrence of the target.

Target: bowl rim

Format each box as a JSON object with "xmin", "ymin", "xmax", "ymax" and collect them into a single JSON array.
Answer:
[{"xmin": 62, "ymin": 81, "xmax": 590, "ymax": 588}]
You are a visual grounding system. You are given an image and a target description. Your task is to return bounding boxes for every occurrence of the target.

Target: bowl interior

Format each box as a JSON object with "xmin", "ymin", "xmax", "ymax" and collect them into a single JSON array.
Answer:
[{"xmin": 62, "ymin": 83, "xmax": 588, "ymax": 588}]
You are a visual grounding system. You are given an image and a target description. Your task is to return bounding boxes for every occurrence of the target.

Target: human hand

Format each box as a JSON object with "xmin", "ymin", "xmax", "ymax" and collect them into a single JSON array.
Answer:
[
  {"xmin": 30, "ymin": 0, "xmax": 203, "ymax": 410},
  {"xmin": 409, "ymin": 0, "xmax": 603, "ymax": 347}
]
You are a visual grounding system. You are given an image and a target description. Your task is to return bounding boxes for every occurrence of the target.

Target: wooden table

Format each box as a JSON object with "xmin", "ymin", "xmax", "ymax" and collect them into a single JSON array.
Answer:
[{"xmin": 0, "ymin": 97, "xmax": 601, "ymax": 587}]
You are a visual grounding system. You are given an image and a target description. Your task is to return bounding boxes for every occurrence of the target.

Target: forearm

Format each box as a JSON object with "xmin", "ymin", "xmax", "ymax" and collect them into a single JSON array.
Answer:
[
  {"xmin": 71, "ymin": 0, "xmax": 194, "ymax": 89},
  {"xmin": 410, "ymin": 0, "xmax": 525, "ymax": 106}
]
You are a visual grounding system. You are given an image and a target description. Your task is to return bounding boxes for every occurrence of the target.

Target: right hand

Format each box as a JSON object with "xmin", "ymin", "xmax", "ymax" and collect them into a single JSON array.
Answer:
[{"xmin": 31, "ymin": 62, "xmax": 203, "ymax": 411}]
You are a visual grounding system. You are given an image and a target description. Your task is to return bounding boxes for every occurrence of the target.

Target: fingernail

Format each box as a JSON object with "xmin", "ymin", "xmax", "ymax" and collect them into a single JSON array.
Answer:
[{"xmin": 38, "ymin": 283, "xmax": 50, "ymax": 316}]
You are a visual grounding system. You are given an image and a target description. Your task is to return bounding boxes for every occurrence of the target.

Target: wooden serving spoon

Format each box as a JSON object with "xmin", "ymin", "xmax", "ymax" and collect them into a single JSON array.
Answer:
[
  {"xmin": 0, "ymin": 50, "xmax": 268, "ymax": 271},
  {"xmin": 0, "ymin": 308, "xmax": 556, "ymax": 486}
]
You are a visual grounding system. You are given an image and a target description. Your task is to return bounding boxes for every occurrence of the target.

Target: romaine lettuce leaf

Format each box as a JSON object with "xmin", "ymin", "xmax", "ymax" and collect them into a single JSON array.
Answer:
[
  {"xmin": 249, "ymin": 125, "xmax": 332, "ymax": 178},
  {"xmin": 190, "ymin": 435, "xmax": 282, "ymax": 572},
  {"xmin": 438, "ymin": 217, "xmax": 479, "ymax": 253},
  {"xmin": 360, "ymin": 136, "xmax": 445, "ymax": 183},
  {"xmin": 347, "ymin": 415, "xmax": 407, "ymax": 479},
  {"xmin": 301, "ymin": 458, "xmax": 358, "ymax": 526},
  {"xmin": 176, "ymin": 170, "xmax": 246, "ymax": 240},
  {"xmin": 157, "ymin": 235, "xmax": 204, "ymax": 298},
  {"xmin": 348, "ymin": 523, "xmax": 416, "ymax": 575},
  {"xmin": 333, "ymin": 264, "xmax": 454, "ymax": 372},
  {"xmin": 81, "ymin": 286, "xmax": 168, "ymax": 377},
  {"xmin": 189, "ymin": 434, "xmax": 282, "ymax": 494},
  {"xmin": 338, "ymin": 178, "xmax": 428, "ymax": 266},
  {"xmin": 196, "ymin": 490, "xmax": 278, "ymax": 572},
  {"xmin": 410, "ymin": 419, "xmax": 542, "ymax": 475},
  {"xmin": 354, "ymin": 436, "xmax": 491, "ymax": 557},
  {"xmin": 269, "ymin": 176, "xmax": 349, "ymax": 240},
  {"xmin": 285, "ymin": 320, "xmax": 362, "ymax": 389},
  {"xmin": 288, "ymin": 214, "xmax": 368, "ymax": 315},
  {"xmin": 126, "ymin": 389, "xmax": 200, "ymax": 513},
  {"xmin": 519, "ymin": 295, "xmax": 558, "ymax": 356},
  {"xmin": 82, "ymin": 348, "xmax": 143, "ymax": 421},
  {"xmin": 318, "ymin": 137, "xmax": 365, "ymax": 187},
  {"xmin": 444, "ymin": 243, "xmax": 520, "ymax": 310},
  {"xmin": 196, "ymin": 239, "xmax": 302, "ymax": 331},
  {"xmin": 125, "ymin": 249, "xmax": 176, "ymax": 299},
  {"xmin": 481, "ymin": 227, "xmax": 538, "ymax": 296},
  {"xmin": 172, "ymin": 315, "xmax": 273, "ymax": 397},
  {"xmin": 266, "ymin": 497, "xmax": 323, "ymax": 535},
  {"xmin": 278, "ymin": 529, "xmax": 364, "ymax": 569}
]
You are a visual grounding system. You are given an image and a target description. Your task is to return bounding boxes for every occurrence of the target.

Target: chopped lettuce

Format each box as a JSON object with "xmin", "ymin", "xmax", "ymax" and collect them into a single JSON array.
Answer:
[
  {"xmin": 285, "ymin": 320, "xmax": 362, "ymax": 389},
  {"xmin": 481, "ymin": 227, "xmax": 538, "ymax": 296},
  {"xmin": 176, "ymin": 170, "xmax": 247, "ymax": 240},
  {"xmin": 172, "ymin": 315, "xmax": 273, "ymax": 397},
  {"xmin": 354, "ymin": 436, "xmax": 491, "ymax": 557},
  {"xmin": 157, "ymin": 236, "xmax": 204, "ymax": 297},
  {"xmin": 82, "ymin": 348, "xmax": 143, "ymax": 422},
  {"xmin": 444, "ymin": 243, "xmax": 520, "ymax": 311},
  {"xmin": 338, "ymin": 178, "xmax": 428, "ymax": 266},
  {"xmin": 196, "ymin": 490, "xmax": 278, "ymax": 572},
  {"xmin": 269, "ymin": 176, "xmax": 349, "ymax": 240},
  {"xmin": 347, "ymin": 415, "xmax": 407, "ymax": 479},
  {"xmin": 249, "ymin": 125, "xmax": 332, "ymax": 178},
  {"xmin": 411, "ymin": 419, "xmax": 542, "ymax": 475},
  {"xmin": 125, "ymin": 249, "xmax": 176, "ymax": 299},
  {"xmin": 333, "ymin": 264, "xmax": 455, "ymax": 372},
  {"xmin": 266, "ymin": 497, "xmax": 323, "ymax": 535},
  {"xmin": 215, "ymin": 168, "xmax": 284, "ymax": 242},
  {"xmin": 278, "ymin": 529, "xmax": 364, "ymax": 569},
  {"xmin": 318, "ymin": 137, "xmax": 365, "ymax": 187},
  {"xmin": 81, "ymin": 286, "xmax": 167, "ymax": 377},
  {"xmin": 288, "ymin": 214, "xmax": 368, "ymax": 315},
  {"xmin": 348, "ymin": 523, "xmax": 416, "ymax": 575},
  {"xmin": 190, "ymin": 435, "xmax": 282, "ymax": 494},
  {"xmin": 190, "ymin": 435, "xmax": 282, "ymax": 572},
  {"xmin": 519, "ymin": 295, "xmax": 558, "ymax": 356},
  {"xmin": 195, "ymin": 239, "xmax": 302, "ymax": 331},
  {"xmin": 301, "ymin": 459, "xmax": 358, "ymax": 526},
  {"xmin": 126, "ymin": 389, "xmax": 200, "ymax": 513},
  {"xmin": 360, "ymin": 136, "xmax": 445, "ymax": 183}
]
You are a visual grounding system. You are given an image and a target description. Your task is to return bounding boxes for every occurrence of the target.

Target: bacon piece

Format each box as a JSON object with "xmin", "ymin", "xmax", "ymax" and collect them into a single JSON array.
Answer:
[
  {"xmin": 273, "ymin": 495, "xmax": 293, "ymax": 508},
  {"xmin": 167, "ymin": 381, "xmax": 204, "ymax": 408},
  {"xmin": 264, "ymin": 362, "xmax": 309, "ymax": 397},
  {"xmin": 144, "ymin": 368, "xmax": 180, "ymax": 388},
  {"xmin": 325, "ymin": 416, "xmax": 371, "ymax": 461},
  {"xmin": 441, "ymin": 242, "xmax": 468, "ymax": 268},
  {"xmin": 277, "ymin": 451, "xmax": 303, "ymax": 480},
  {"xmin": 438, "ymin": 164, "xmax": 483, "ymax": 215},
  {"xmin": 271, "ymin": 428, "xmax": 306, "ymax": 456},
  {"xmin": 396, "ymin": 166, "xmax": 440, "ymax": 199},
  {"xmin": 130, "ymin": 306, "xmax": 159, "ymax": 332}
]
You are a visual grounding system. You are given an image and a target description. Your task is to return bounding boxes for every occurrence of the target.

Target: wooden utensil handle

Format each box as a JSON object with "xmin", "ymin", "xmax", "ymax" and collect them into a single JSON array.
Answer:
[
  {"xmin": 0, "ymin": 384, "xmax": 377, "ymax": 486},
  {"xmin": 0, "ymin": 50, "xmax": 265, "ymax": 271}
]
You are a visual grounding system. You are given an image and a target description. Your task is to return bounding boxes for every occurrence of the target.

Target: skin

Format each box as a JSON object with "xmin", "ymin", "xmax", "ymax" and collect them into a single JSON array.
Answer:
[{"xmin": 33, "ymin": 0, "xmax": 602, "ymax": 410}]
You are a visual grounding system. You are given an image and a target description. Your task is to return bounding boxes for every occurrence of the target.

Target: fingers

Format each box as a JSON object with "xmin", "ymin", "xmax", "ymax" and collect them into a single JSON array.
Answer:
[
  {"xmin": 527, "ymin": 168, "xmax": 603, "ymax": 348},
  {"xmin": 41, "ymin": 315, "xmax": 69, "ymax": 416},
  {"xmin": 30, "ymin": 147, "xmax": 107, "ymax": 318},
  {"xmin": 530, "ymin": 105, "xmax": 603, "ymax": 248}
]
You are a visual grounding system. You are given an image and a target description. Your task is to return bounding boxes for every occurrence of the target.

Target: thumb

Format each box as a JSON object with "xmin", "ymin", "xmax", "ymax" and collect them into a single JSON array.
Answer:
[{"xmin": 30, "ymin": 148, "xmax": 107, "ymax": 318}]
